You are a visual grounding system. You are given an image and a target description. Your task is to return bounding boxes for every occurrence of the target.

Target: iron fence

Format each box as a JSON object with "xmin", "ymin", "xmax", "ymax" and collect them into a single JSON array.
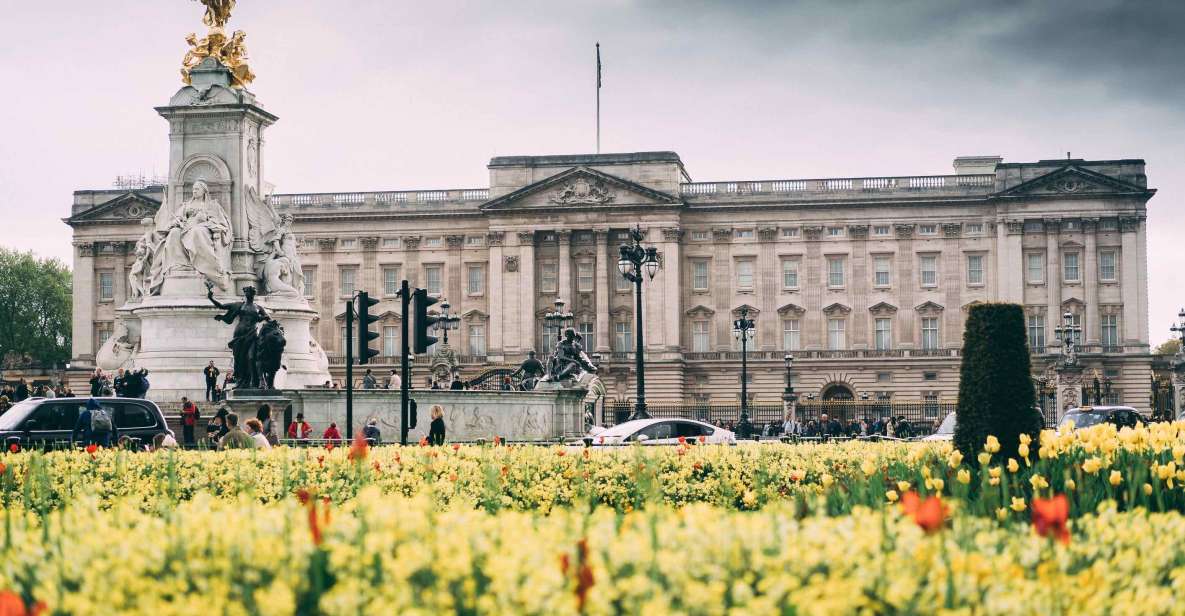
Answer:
[{"xmin": 604, "ymin": 401, "xmax": 785, "ymax": 428}]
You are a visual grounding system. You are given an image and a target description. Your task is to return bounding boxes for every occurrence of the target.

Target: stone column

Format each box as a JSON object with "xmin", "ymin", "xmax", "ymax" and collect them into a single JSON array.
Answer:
[
  {"xmin": 402, "ymin": 236, "xmax": 422, "ymax": 288},
  {"xmin": 1055, "ymin": 363, "xmax": 1084, "ymax": 422},
  {"xmin": 998, "ymin": 220, "xmax": 1024, "ymax": 304},
  {"xmin": 941, "ymin": 224, "xmax": 963, "ymax": 346},
  {"xmin": 446, "ymin": 235, "xmax": 465, "ymax": 305},
  {"xmin": 1173, "ymin": 357, "xmax": 1185, "ymax": 419},
  {"xmin": 1045, "ymin": 219, "xmax": 1062, "ymax": 329},
  {"xmin": 893, "ymin": 224, "xmax": 916, "ymax": 347},
  {"xmin": 1120, "ymin": 215, "xmax": 1149, "ymax": 345},
  {"xmin": 487, "ymin": 232, "xmax": 505, "ymax": 357},
  {"xmin": 848, "ymin": 225, "xmax": 870, "ymax": 349},
  {"xmin": 641, "ymin": 227, "xmax": 664, "ymax": 350},
  {"xmin": 517, "ymin": 231, "xmax": 536, "ymax": 353},
  {"xmin": 72, "ymin": 242, "xmax": 96, "ymax": 363},
  {"xmin": 112, "ymin": 242, "xmax": 129, "ymax": 306},
  {"xmin": 557, "ymin": 230, "xmax": 572, "ymax": 305},
  {"xmin": 594, "ymin": 229, "xmax": 611, "ymax": 353},
  {"xmin": 662, "ymin": 227, "xmax": 684, "ymax": 351},
  {"xmin": 1083, "ymin": 220, "xmax": 1099, "ymax": 345},
  {"xmin": 316, "ymin": 238, "xmax": 339, "ymax": 348},
  {"xmin": 360, "ymin": 237, "xmax": 380, "ymax": 296},
  {"xmin": 712, "ymin": 228, "xmax": 733, "ymax": 349}
]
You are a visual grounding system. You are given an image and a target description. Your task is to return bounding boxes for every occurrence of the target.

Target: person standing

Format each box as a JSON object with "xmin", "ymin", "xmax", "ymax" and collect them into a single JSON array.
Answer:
[
  {"xmin": 256, "ymin": 404, "xmax": 278, "ymax": 446},
  {"xmin": 386, "ymin": 370, "xmax": 400, "ymax": 390},
  {"xmin": 362, "ymin": 417, "xmax": 381, "ymax": 444},
  {"xmin": 113, "ymin": 369, "xmax": 127, "ymax": 397},
  {"xmin": 180, "ymin": 397, "xmax": 200, "ymax": 446},
  {"xmin": 203, "ymin": 361, "xmax": 220, "ymax": 401},
  {"xmin": 218, "ymin": 413, "xmax": 255, "ymax": 450},
  {"xmin": 14, "ymin": 379, "xmax": 30, "ymax": 402},
  {"xmin": 428, "ymin": 405, "xmax": 446, "ymax": 446},
  {"xmin": 287, "ymin": 413, "xmax": 312, "ymax": 441},
  {"xmin": 72, "ymin": 398, "xmax": 117, "ymax": 447},
  {"xmin": 88, "ymin": 370, "xmax": 104, "ymax": 397},
  {"xmin": 362, "ymin": 369, "xmax": 377, "ymax": 390}
]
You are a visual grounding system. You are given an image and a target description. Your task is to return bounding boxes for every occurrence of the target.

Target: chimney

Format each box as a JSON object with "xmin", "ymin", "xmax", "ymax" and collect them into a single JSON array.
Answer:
[{"xmin": 952, "ymin": 156, "xmax": 1003, "ymax": 175}]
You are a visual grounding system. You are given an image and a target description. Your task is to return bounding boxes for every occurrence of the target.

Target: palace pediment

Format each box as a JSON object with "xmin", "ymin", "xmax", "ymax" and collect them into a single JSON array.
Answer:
[
  {"xmin": 65, "ymin": 192, "xmax": 161, "ymax": 225},
  {"xmin": 479, "ymin": 166, "xmax": 680, "ymax": 212},
  {"xmin": 997, "ymin": 166, "xmax": 1149, "ymax": 198}
]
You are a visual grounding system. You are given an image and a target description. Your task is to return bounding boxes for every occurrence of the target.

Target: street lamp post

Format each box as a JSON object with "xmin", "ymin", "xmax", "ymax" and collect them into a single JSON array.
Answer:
[
  {"xmin": 782, "ymin": 354, "xmax": 797, "ymax": 430},
  {"xmin": 1053, "ymin": 311, "xmax": 1081, "ymax": 367},
  {"xmin": 433, "ymin": 299, "xmax": 461, "ymax": 345},
  {"xmin": 733, "ymin": 306, "xmax": 756, "ymax": 431},
  {"xmin": 543, "ymin": 298, "xmax": 575, "ymax": 352},
  {"xmin": 1172, "ymin": 308, "xmax": 1185, "ymax": 349},
  {"xmin": 617, "ymin": 227, "xmax": 660, "ymax": 420}
]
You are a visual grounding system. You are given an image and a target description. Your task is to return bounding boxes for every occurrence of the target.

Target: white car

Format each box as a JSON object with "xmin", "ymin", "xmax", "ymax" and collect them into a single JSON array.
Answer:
[
  {"xmin": 922, "ymin": 412, "xmax": 956, "ymax": 442},
  {"xmin": 586, "ymin": 418, "xmax": 735, "ymax": 446}
]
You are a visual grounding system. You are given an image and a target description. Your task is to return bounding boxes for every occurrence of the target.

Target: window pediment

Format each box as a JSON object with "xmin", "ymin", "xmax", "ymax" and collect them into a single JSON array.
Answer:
[
  {"xmin": 776, "ymin": 303, "xmax": 806, "ymax": 317},
  {"xmin": 914, "ymin": 301, "xmax": 945, "ymax": 316},
  {"xmin": 822, "ymin": 303, "xmax": 851, "ymax": 316},
  {"xmin": 868, "ymin": 301, "xmax": 898, "ymax": 316},
  {"xmin": 731, "ymin": 304, "xmax": 760, "ymax": 318},
  {"xmin": 686, "ymin": 304, "xmax": 716, "ymax": 318}
]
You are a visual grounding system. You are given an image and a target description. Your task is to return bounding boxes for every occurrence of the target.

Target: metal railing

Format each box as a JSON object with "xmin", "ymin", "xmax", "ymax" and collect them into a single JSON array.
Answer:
[
  {"xmin": 604, "ymin": 401, "xmax": 786, "ymax": 427},
  {"xmin": 681, "ymin": 174, "xmax": 995, "ymax": 197},
  {"xmin": 269, "ymin": 188, "xmax": 489, "ymax": 209}
]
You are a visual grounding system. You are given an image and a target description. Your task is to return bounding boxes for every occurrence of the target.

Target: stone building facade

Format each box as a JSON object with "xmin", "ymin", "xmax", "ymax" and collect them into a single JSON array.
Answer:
[{"xmin": 66, "ymin": 152, "xmax": 1156, "ymax": 410}]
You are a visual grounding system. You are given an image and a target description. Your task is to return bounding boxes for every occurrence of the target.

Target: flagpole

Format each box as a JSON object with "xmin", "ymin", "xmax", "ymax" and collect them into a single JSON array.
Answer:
[{"xmin": 596, "ymin": 42, "xmax": 601, "ymax": 154}]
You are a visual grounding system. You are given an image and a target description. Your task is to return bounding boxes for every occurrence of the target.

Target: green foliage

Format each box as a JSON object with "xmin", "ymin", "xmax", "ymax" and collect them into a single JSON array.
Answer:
[
  {"xmin": 0, "ymin": 248, "xmax": 72, "ymax": 368},
  {"xmin": 1154, "ymin": 339, "xmax": 1181, "ymax": 356},
  {"xmin": 954, "ymin": 303, "xmax": 1042, "ymax": 463}
]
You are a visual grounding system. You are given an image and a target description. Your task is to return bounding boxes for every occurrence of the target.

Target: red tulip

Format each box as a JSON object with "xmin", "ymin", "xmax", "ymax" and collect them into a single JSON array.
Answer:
[
  {"xmin": 8, "ymin": 444, "xmax": 18, "ymax": 454},
  {"xmin": 1032, "ymin": 494, "xmax": 1071, "ymax": 545},
  {"xmin": 348, "ymin": 431, "xmax": 368, "ymax": 461},
  {"xmin": 85, "ymin": 444, "xmax": 98, "ymax": 456},
  {"xmin": 901, "ymin": 491, "xmax": 946, "ymax": 534},
  {"xmin": 0, "ymin": 590, "xmax": 46, "ymax": 616}
]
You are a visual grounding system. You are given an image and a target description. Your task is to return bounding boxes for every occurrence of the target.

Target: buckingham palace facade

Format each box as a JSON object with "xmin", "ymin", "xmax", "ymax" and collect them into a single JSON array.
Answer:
[{"xmin": 66, "ymin": 151, "xmax": 1156, "ymax": 410}]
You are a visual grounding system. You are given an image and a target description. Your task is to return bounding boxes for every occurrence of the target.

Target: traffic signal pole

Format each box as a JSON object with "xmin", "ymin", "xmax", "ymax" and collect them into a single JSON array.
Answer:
[
  {"xmin": 345, "ymin": 298, "xmax": 354, "ymax": 437},
  {"xmin": 399, "ymin": 280, "xmax": 411, "ymax": 445}
]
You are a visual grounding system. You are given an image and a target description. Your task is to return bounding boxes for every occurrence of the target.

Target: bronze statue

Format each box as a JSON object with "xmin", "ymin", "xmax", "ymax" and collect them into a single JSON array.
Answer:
[
  {"xmin": 546, "ymin": 328, "xmax": 597, "ymax": 383},
  {"xmin": 511, "ymin": 350, "xmax": 545, "ymax": 391},
  {"xmin": 181, "ymin": 1, "xmax": 254, "ymax": 88},
  {"xmin": 250, "ymin": 319, "xmax": 286, "ymax": 389},
  {"xmin": 207, "ymin": 282, "xmax": 271, "ymax": 388}
]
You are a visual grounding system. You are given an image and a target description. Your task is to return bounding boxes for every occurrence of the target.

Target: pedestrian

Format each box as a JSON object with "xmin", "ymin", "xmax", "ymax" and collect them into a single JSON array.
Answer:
[
  {"xmin": 500, "ymin": 375, "xmax": 513, "ymax": 391},
  {"xmin": 428, "ymin": 404, "xmax": 446, "ymax": 445},
  {"xmin": 152, "ymin": 432, "xmax": 179, "ymax": 451},
  {"xmin": 42, "ymin": 384, "xmax": 56, "ymax": 399},
  {"xmin": 386, "ymin": 370, "xmax": 400, "ymax": 390},
  {"xmin": 72, "ymin": 398, "xmax": 117, "ymax": 447},
  {"xmin": 203, "ymin": 361, "xmax": 220, "ymax": 401},
  {"xmin": 245, "ymin": 418, "xmax": 271, "ymax": 449},
  {"xmin": 221, "ymin": 369, "xmax": 234, "ymax": 393},
  {"xmin": 429, "ymin": 378, "xmax": 440, "ymax": 390},
  {"xmin": 450, "ymin": 376, "xmax": 464, "ymax": 390},
  {"xmin": 323, "ymin": 422, "xmax": 342, "ymax": 445},
  {"xmin": 15, "ymin": 378, "xmax": 30, "ymax": 402},
  {"xmin": 180, "ymin": 396, "xmax": 200, "ymax": 446},
  {"xmin": 287, "ymin": 413, "xmax": 312, "ymax": 441},
  {"xmin": 362, "ymin": 417, "xmax": 381, "ymax": 444},
  {"xmin": 88, "ymin": 370, "xmax": 104, "ymax": 397},
  {"xmin": 113, "ymin": 369, "xmax": 127, "ymax": 397},
  {"xmin": 782, "ymin": 415, "xmax": 800, "ymax": 436},
  {"xmin": 256, "ymin": 404, "xmax": 278, "ymax": 446},
  {"xmin": 218, "ymin": 412, "xmax": 255, "ymax": 450},
  {"xmin": 207, "ymin": 405, "xmax": 230, "ymax": 445},
  {"xmin": 362, "ymin": 369, "xmax": 377, "ymax": 390}
]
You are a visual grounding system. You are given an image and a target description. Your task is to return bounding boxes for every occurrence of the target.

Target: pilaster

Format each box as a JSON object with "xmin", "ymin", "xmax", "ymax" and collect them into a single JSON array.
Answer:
[
  {"xmin": 661, "ymin": 227, "xmax": 684, "ymax": 351},
  {"xmin": 594, "ymin": 230, "xmax": 611, "ymax": 353},
  {"xmin": 71, "ymin": 242, "xmax": 96, "ymax": 363},
  {"xmin": 488, "ymin": 232, "xmax": 505, "ymax": 356},
  {"xmin": 517, "ymin": 231, "xmax": 536, "ymax": 353},
  {"xmin": 557, "ymin": 229, "xmax": 572, "ymax": 304}
]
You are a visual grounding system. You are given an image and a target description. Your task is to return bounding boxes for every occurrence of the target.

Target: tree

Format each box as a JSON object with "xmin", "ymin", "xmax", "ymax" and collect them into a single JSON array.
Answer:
[
  {"xmin": 954, "ymin": 303, "xmax": 1043, "ymax": 464},
  {"xmin": 0, "ymin": 248, "xmax": 72, "ymax": 368},
  {"xmin": 1153, "ymin": 339, "xmax": 1181, "ymax": 356}
]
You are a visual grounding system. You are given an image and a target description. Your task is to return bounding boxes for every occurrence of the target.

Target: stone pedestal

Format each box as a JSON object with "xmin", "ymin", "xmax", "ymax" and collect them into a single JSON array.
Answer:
[
  {"xmin": 1055, "ymin": 364, "xmax": 1085, "ymax": 421},
  {"xmin": 225, "ymin": 389, "xmax": 292, "ymax": 435}
]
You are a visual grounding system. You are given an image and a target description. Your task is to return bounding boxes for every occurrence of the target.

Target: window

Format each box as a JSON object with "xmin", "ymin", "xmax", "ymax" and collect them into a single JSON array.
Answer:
[
  {"xmin": 781, "ymin": 259, "xmax": 799, "ymax": 289},
  {"xmin": 1024, "ymin": 221, "xmax": 1044, "ymax": 233},
  {"xmin": 469, "ymin": 325, "xmax": 486, "ymax": 356},
  {"xmin": 873, "ymin": 256, "xmax": 891, "ymax": 287},
  {"xmin": 966, "ymin": 223, "xmax": 984, "ymax": 234},
  {"xmin": 616, "ymin": 270, "xmax": 632, "ymax": 292},
  {"xmin": 382, "ymin": 238, "xmax": 400, "ymax": 249},
  {"xmin": 614, "ymin": 322, "xmax": 632, "ymax": 352},
  {"xmin": 921, "ymin": 317, "xmax": 939, "ymax": 350},
  {"xmin": 827, "ymin": 319, "xmax": 846, "ymax": 350},
  {"xmin": 98, "ymin": 272, "xmax": 114, "ymax": 301},
  {"xmin": 691, "ymin": 321, "xmax": 710, "ymax": 352},
  {"xmin": 873, "ymin": 225, "xmax": 890, "ymax": 237},
  {"xmin": 465, "ymin": 235, "xmax": 483, "ymax": 247},
  {"xmin": 1066, "ymin": 313, "xmax": 1083, "ymax": 345},
  {"xmin": 1063, "ymin": 252, "xmax": 1080, "ymax": 282},
  {"xmin": 782, "ymin": 227, "xmax": 800, "ymax": 238},
  {"xmin": 735, "ymin": 260, "xmax": 754, "ymax": 290},
  {"xmin": 382, "ymin": 267, "xmax": 401, "ymax": 296},
  {"xmin": 924, "ymin": 393, "xmax": 940, "ymax": 419},
  {"xmin": 919, "ymin": 224, "xmax": 937, "ymax": 235},
  {"xmin": 339, "ymin": 238, "xmax": 356, "ymax": 249},
  {"xmin": 923, "ymin": 372, "xmax": 938, "ymax": 381},
  {"xmin": 467, "ymin": 264, "xmax": 485, "ymax": 295},
  {"xmin": 1028, "ymin": 315, "xmax": 1045, "ymax": 350},
  {"xmin": 540, "ymin": 262, "xmax": 558, "ymax": 293},
  {"xmin": 541, "ymin": 324, "xmax": 559, "ymax": 355},
  {"xmin": 966, "ymin": 254, "xmax": 984, "ymax": 285},
  {"xmin": 114, "ymin": 402, "xmax": 159, "ymax": 429},
  {"xmin": 735, "ymin": 229, "xmax": 754, "ymax": 239},
  {"xmin": 691, "ymin": 230, "xmax": 709, "ymax": 241},
  {"xmin": 874, "ymin": 318, "xmax": 892, "ymax": 350},
  {"xmin": 1101, "ymin": 314, "xmax": 1119, "ymax": 348},
  {"xmin": 691, "ymin": 260, "xmax": 709, "ymax": 291},
  {"xmin": 302, "ymin": 267, "xmax": 316, "ymax": 298},
  {"xmin": 1100, "ymin": 219, "xmax": 1119, "ymax": 231},
  {"xmin": 578, "ymin": 322, "xmax": 595, "ymax": 354},
  {"xmin": 96, "ymin": 322, "xmax": 113, "ymax": 348},
  {"xmin": 339, "ymin": 267, "xmax": 357, "ymax": 296},
  {"xmin": 424, "ymin": 265, "xmax": 442, "ymax": 296},
  {"xmin": 919, "ymin": 255, "xmax": 938, "ymax": 287},
  {"xmin": 876, "ymin": 372, "xmax": 891, "ymax": 383},
  {"xmin": 827, "ymin": 227, "xmax": 844, "ymax": 237},
  {"xmin": 1099, "ymin": 250, "xmax": 1117, "ymax": 281},
  {"xmin": 782, "ymin": 319, "xmax": 800, "ymax": 351},
  {"xmin": 576, "ymin": 262, "xmax": 594, "ymax": 292},
  {"xmin": 423, "ymin": 237, "xmax": 442, "ymax": 248},
  {"xmin": 383, "ymin": 325, "xmax": 399, "ymax": 356},
  {"xmin": 341, "ymin": 326, "xmax": 348, "ymax": 354},
  {"xmin": 1026, "ymin": 253, "xmax": 1044, "ymax": 284},
  {"xmin": 827, "ymin": 256, "xmax": 845, "ymax": 287}
]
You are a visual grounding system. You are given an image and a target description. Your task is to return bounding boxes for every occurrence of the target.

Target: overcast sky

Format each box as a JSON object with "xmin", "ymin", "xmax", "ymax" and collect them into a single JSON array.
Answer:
[{"xmin": 1, "ymin": 0, "xmax": 1181, "ymax": 344}]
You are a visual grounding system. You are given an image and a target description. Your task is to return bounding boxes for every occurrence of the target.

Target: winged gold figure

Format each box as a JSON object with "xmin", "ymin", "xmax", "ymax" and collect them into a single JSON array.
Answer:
[{"xmin": 195, "ymin": 0, "xmax": 235, "ymax": 29}]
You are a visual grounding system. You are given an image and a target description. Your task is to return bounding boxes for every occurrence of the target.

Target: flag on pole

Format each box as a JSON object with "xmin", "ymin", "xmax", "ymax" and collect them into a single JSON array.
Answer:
[{"xmin": 596, "ymin": 42, "xmax": 602, "ymax": 88}]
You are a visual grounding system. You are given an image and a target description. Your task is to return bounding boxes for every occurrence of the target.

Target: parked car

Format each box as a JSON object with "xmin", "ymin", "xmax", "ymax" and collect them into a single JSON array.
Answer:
[
  {"xmin": 584, "ymin": 418, "xmax": 735, "ymax": 446},
  {"xmin": 922, "ymin": 412, "xmax": 956, "ymax": 442},
  {"xmin": 1058, "ymin": 406, "xmax": 1146, "ymax": 432},
  {"xmin": 0, "ymin": 397, "xmax": 173, "ymax": 450}
]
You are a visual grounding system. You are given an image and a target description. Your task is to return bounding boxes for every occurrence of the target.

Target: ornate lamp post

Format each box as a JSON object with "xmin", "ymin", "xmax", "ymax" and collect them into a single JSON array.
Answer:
[
  {"xmin": 1053, "ymin": 311, "xmax": 1081, "ymax": 367},
  {"xmin": 617, "ymin": 227, "xmax": 660, "ymax": 420},
  {"xmin": 1172, "ymin": 308, "xmax": 1185, "ymax": 350},
  {"xmin": 733, "ymin": 306, "xmax": 756, "ymax": 428},
  {"xmin": 432, "ymin": 299, "xmax": 461, "ymax": 345},
  {"xmin": 543, "ymin": 297, "xmax": 575, "ymax": 351}
]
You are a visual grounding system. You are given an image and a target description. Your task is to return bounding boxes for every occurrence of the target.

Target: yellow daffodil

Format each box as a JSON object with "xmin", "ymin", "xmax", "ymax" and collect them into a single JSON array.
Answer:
[
  {"xmin": 947, "ymin": 450, "xmax": 963, "ymax": 468},
  {"xmin": 1010, "ymin": 497, "xmax": 1026, "ymax": 512},
  {"xmin": 1144, "ymin": 483, "xmax": 1154, "ymax": 496},
  {"xmin": 957, "ymin": 469, "xmax": 971, "ymax": 485},
  {"xmin": 985, "ymin": 435, "xmax": 1001, "ymax": 454},
  {"xmin": 1109, "ymin": 470, "xmax": 1123, "ymax": 487},
  {"xmin": 861, "ymin": 459, "xmax": 876, "ymax": 477},
  {"xmin": 1029, "ymin": 474, "xmax": 1048, "ymax": 491}
]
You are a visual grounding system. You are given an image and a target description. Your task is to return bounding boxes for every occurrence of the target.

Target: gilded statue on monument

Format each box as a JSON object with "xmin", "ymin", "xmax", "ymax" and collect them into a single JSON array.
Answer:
[{"xmin": 181, "ymin": 0, "xmax": 254, "ymax": 88}]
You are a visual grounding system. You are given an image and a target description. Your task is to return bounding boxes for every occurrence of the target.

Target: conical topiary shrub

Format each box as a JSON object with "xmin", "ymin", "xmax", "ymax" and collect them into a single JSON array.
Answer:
[{"xmin": 954, "ymin": 303, "xmax": 1043, "ymax": 464}]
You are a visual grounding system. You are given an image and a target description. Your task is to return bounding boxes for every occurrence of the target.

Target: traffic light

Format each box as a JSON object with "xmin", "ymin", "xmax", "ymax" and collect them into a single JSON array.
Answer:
[
  {"xmin": 408, "ymin": 398, "xmax": 418, "ymax": 430},
  {"xmin": 357, "ymin": 291, "xmax": 381, "ymax": 364},
  {"xmin": 412, "ymin": 288, "xmax": 439, "ymax": 354}
]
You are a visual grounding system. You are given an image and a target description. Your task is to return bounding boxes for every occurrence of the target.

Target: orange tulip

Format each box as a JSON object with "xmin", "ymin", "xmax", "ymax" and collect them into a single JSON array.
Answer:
[
  {"xmin": 1031, "ymin": 493, "xmax": 1071, "ymax": 545},
  {"xmin": 348, "ymin": 431, "xmax": 368, "ymax": 461},
  {"xmin": 900, "ymin": 491, "xmax": 946, "ymax": 534}
]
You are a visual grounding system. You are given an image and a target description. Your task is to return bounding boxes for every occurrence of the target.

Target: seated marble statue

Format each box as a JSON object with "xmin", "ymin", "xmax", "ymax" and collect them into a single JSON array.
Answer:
[{"xmin": 159, "ymin": 179, "xmax": 232, "ymax": 290}]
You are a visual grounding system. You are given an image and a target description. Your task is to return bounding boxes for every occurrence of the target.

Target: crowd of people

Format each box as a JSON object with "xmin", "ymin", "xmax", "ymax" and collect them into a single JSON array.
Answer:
[
  {"xmin": 715, "ymin": 413, "xmax": 917, "ymax": 440},
  {"xmin": 0, "ymin": 379, "xmax": 77, "ymax": 414}
]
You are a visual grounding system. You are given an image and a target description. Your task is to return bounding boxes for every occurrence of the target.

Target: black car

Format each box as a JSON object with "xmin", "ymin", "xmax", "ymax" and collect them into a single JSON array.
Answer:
[
  {"xmin": 1058, "ymin": 406, "xmax": 1146, "ymax": 431},
  {"xmin": 0, "ymin": 397, "xmax": 173, "ymax": 450}
]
